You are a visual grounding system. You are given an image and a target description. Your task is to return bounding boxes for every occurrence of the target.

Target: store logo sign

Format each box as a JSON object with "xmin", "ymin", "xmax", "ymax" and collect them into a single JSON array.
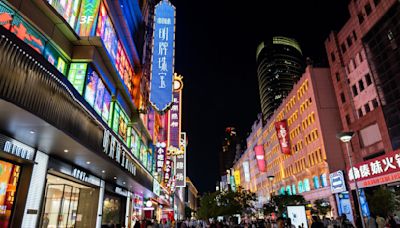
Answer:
[
  {"xmin": 3, "ymin": 141, "xmax": 35, "ymax": 160},
  {"xmin": 103, "ymin": 130, "xmax": 136, "ymax": 176},
  {"xmin": 330, "ymin": 170, "xmax": 346, "ymax": 194},
  {"xmin": 72, "ymin": 168, "xmax": 89, "ymax": 182}
]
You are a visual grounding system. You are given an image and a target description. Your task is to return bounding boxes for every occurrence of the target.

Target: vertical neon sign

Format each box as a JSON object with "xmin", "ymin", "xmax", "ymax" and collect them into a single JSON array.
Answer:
[{"xmin": 149, "ymin": 0, "xmax": 175, "ymax": 112}]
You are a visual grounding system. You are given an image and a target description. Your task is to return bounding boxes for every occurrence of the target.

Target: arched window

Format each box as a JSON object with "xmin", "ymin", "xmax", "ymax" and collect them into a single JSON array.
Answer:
[
  {"xmin": 298, "ymin": 181, "xmax": 304, "ymax": 193},
  {"xmin": 304, "ymin": 178, "xmax": 311, "ymax": 192},
  {"xmin": 321, "ymin": 174, "xmax": 328, "ymax": 187},
  {"xmin": 313, "ymin": 176, "xmax": 320, "ymax": 189},
  {"xmin": 292, "ymin": 184, "xmax": 297, "ymax": 195},
  {"xmin": 286, "ymin": 186, "xmax": 292, "ymax": 195}
]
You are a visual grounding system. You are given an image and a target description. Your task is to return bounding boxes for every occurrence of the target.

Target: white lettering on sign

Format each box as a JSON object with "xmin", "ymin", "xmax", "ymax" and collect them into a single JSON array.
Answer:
[
  {"xmin": 103, "ymin": 130, "xmax": 137, "ymax": 176},
  {"xmin": 3, "ymin": 141, "xmax": 34, "ymax": 160},
  {"xmin": 72, "ymin": 168, "xmax": 88, "ymax": 182}
]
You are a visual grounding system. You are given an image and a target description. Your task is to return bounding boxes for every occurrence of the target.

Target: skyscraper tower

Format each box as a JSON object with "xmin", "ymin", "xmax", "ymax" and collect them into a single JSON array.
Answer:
[{"xmin": 256, "ymin": 36, "xmax": 305, "ymax": 122}]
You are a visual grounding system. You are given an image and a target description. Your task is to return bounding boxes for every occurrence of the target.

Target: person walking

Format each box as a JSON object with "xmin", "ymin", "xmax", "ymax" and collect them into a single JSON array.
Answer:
[{"xmin": 376, "ymin": 215, "xmax": 386, "ymax": 228}]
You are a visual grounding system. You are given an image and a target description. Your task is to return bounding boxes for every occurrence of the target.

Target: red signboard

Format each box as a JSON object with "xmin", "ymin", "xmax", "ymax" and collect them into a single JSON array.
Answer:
[
  {"xmin": 275, "ymin": 120, "xmax": 291, "ymax": 155},
  {"xmin": 348, "ymin": 150, "xmax": 400, "ymax": 183},
  {"xmin": 254, "ymin": 145, "xmax": 266, "ymax": 172}
]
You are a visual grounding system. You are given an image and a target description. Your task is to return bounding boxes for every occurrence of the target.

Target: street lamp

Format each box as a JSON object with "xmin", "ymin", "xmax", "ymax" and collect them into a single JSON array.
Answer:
[
  {"xmin": 267, "ymin": 175, "xmax": 275, "ymax": 200},
  {"xmin": 337, "ymin": 131, "xmax": 366, "ymax": 228}
]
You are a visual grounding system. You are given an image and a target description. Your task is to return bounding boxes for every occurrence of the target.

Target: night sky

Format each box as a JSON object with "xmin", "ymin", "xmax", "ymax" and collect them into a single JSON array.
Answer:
[{"xmin": 169, "ymin": 0, "xmax": 349, "ymax": 194}]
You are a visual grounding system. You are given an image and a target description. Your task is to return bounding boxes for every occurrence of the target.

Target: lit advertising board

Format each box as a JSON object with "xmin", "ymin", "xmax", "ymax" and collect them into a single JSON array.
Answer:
[
  {"xmin": 11, "ymin": 15, "xmax": 46, "ymax": 54},
  {"xmin": 96, "ymin": 3, "xmax": 118, "ymax": 63},
  {"xmin": 175, "ymin": 132, "xmax": 186, "ymax": 187},
  {"xmin": 243, "ymin": 161, "xmax": 250, "ymax": 182},
  {"xmin": 112, "ymin": 103, "xmax": 128, "ymax": 143},
  {"xmin": 47, "ymin": 0, "xmax": 81, "ymax": 29},
  {"xmin": 150, "ymin": 0, "xmax": 175, "ymax": 112},
  {"xmin": 287, "ymin": 206, "xmax": 308, "ymax": 228},
  {"xmin": 348, "ymin": 150, "xmax": 400, "ymax": 187},
  {"xmin": 254, "ymin": 145, "xmax": 266, "ymax": 172},
  {"xmin": 164, "ymin": 159, "xmax": 173, "ymax": 184},
  {"xmin": 44, "ymin": 44, "xmax": 68, "ymax": 75},
  {"xmin": 330, "ymin": 170, "xmax": 346, "ymax": 194},
  {"xmin": 275, "ymin": 120, "xmax": 291, "ymax": 155},
  {"xmin": 0, "ymin": 2, "xmax": 13, "ymax": 30},
  {"xmin": 234, "ymin": 170, "xmax": 241, "ymax": 186},
  {"xmin": 156, "ymin": 141, "xmax": 166, "ymax": 174},
  {"xmin": 168, "ymin": 91, "xmax": 181, "ymax": 149},
  {"xmin": 68, "ymin": 63, "xmax": 88, "ymax": 94},
  {"xmin": 75, "ymin": 0, "xmax": 101, "ymax": 36},
  {"xmin": 131, "ymin": 129, "xmax": 141, "ymax": 159}
]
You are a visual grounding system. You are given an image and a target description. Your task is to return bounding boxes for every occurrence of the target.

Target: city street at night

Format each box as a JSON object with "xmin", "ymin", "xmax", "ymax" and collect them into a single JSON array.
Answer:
[{"xmin": 0, "ymin": 0, "xmax": 399, "ymax": 227}]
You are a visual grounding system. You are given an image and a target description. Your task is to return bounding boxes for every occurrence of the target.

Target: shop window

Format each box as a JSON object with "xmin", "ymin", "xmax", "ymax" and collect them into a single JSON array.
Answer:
[
  {"xmin": 280, "ymin": 187, "xmax": 286, "ymax": 195},
  {"xmin": 298, "ymin": 181, "xmax": 304, "ymax": 193},
  {"xmin": 286, "ymin": 186, "xmax": 292, "ymax": 195},
  {"xmin": 365, "ymin": 3, "xmax": 372, "ymax": 16},
  {"xmin": 321, "ymin": 174, "xmax": 328, "ymax": 187},
  {"xmin": 292, "ymin": 185, "xmax": 297, "ymax": 195},
  {"xmin": 102, "ymin": 194, "xmax": 125, "ymax": 227},
  {"xmin": 0, "ymin": 161, "xmax": 20, "ymax": 226}
]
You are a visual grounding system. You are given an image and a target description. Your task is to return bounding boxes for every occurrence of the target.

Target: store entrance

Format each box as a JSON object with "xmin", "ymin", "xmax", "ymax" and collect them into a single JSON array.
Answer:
[{"xmin": 41, "ymin": 174, "xmax": 99, "ymax": 228}]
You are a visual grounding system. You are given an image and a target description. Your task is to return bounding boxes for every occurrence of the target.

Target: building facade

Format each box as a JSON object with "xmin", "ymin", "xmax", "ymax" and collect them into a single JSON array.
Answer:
[
  {"xmin": 219, "ymin": 127, "xmax": 239, "ymax": 176},
  {"xmin": 324, "ymin": 0, "xmax": 394, "ymax": 167},
  {"xmin": 185, "ymin": 177, "xmax": 199, "ymax": 213},
  {"xmin": 0, "ymin": 0, "xmax": 180, "ymax": 227},
  {"xmin": 234, "ymin": 66, "xmax": 345, "ymax": 216},
  {"xmin": 256, "ymin": 36, "xmax": 305, "ymax": 122}
]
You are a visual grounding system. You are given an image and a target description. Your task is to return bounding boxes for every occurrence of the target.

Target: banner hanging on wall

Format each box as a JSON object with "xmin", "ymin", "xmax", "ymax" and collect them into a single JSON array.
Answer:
[{"xmin": 275, "ymin": 120, "xmax": 291, "ymax": 155}]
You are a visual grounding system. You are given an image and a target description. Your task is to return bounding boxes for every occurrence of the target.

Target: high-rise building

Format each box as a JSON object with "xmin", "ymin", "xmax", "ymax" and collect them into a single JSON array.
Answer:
[
  {"xmin": 256, "ymin": 36, "xmax": 305, "ymax": 122},
  {"xmin": 219, "ymin": 127, "xmax": 239, "ymax": 176}
]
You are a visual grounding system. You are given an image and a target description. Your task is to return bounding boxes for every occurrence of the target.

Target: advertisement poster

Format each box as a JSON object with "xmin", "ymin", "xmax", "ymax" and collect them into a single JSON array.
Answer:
[
  {"xmin": 287, "ymin": 206, "xmax": 308, "ymax": 228},
  {"xmin": 96, "ymin": 3, "xmax": 117, "ymax": 62},
  {"xmin": 44, "ymin": 44, "xmax": 69, "ymax": 75},
  {"xmin": 68, "ymin": 63, "xmax": 88, "ymax": 95},
  {"xmin": 75, "ymin": 0, "xmax": 101, "ymax": 36},
  {"xmin": 84, "ymin": 67, "xmax": 99, "ymax": 106},
  {"xmin": 47, "ymin": 0, "xmax": 80, "ymax": 29},
  {"xmin": 94, "ymin": 79, "xmax": 105, "ymax": 115},
  {"xmin": 275, "ymin": 120, "xmax": 291, "ymax": 155},
  {"xmin": 0, "ymin": 161, "xmax": 20, "ymax": 228},
  {"xmin": 11, "ymin": 15, "xmax": 46, "ymax": 54},
  {"xmin": 131, "ymin": 130, "xmax": 141, "ymax": 159},
  {"xmin": 102, "ymin": 90, "xmax": 111, "ymax": 122}
]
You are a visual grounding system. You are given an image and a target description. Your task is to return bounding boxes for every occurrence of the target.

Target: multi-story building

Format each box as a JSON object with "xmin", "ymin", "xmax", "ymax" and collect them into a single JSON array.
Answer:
[
  {"xmin": 185, "ymin": 177, "xmax": 199, "ymax": 213},
  {"xmin": 324, "ymin": 0, "xmax": 393, "ymax": 168},
  {"xmin": 234, "ymin": 65, "xmax": 345, "ymax": 215},
  {"xmin": 256, "ymin": 36, "xmax": 305, "ymax": 122},
  {"xmin": 0, "ymin": 0, "xmax": 172, "ymax": 227}
]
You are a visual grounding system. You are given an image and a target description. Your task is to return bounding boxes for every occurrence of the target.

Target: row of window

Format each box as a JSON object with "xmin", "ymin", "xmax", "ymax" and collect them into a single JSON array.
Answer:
[
  {"xmin": 345, "ymin": 51, "xmax": 365, "ymax": 75},
  {"xmin": 297, "ymin": 80, "xmax": 310, "ymax": 100},
  {"xmin": 351, "ymin": 73, "xmax": 373, "ymax": 97},
  {"xmin": 287, "ymin": 110, "xmax": 299, "ymax": 126},
  {"xmin": 305, "ymin": 129, "xmax": 319, "ymax": 145},
  {"xmin": 358, "ymin": 0, "xmax": 381, "ymax": 25},
  {"xmin": 340, "ymin": 30, "xmax": 358, "ymax": 55},
  {"xmin": 285, "ymin": 96, "xmax": 297, "ymax": 113},
  {"xmin": 291, "ymin": 140, "xmax": 304, "ymax": 154},
  {"xmin": 302, "ymin": 112, "xmax": 316, "ymax": 130},
  {"xmin": 299, "ymin": 97, "xmax": 312, "ymax": 114},
  {"xmin": 266, "ymin": 144, "xmax": 280, "ymax": 161},
  {"xmin": 358, "ymin": 98, "xmax": 379, "ymax": 118},
  {"xmin": 289, "ymin": 125, "xmax": 301, "ymax": 140},
  {"xmin": 278, "ymin": 175, "xmax": 328, "ymax": 195},
  {"xmin": 308, "ymin": 148, "xmax": 326, "ymax": 166}
]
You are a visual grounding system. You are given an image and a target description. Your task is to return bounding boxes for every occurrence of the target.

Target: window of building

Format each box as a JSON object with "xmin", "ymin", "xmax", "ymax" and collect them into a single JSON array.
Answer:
[
  {"xmin": 341, "ymin": 43, "xmax": 347, "ymax": 54},
  {"xmin": 346, "ymin": 114, "xmax": 351, "ymax": 125},
  {"xmin": 358, "ymin": 13, "xmax": 364, "ymax": 24},
  {"xmin": 331, "ymin": 52, "xmax": 336, "ymax": 62},
  {"xmin": 365, "ymin": 73, "xmax": 372, "ymax": 86},
  {"xmin": 352, "ymin": 85, "xmax": 358, "ymax": 96},
  {"xmin": 365, "ymin": 3, "xmax": 372, "ymax": 16},
  {"xmin": 353, "ymin": 30, "xmax": 358, "ymax": 40},
  {"xmin": 347, "ymin": 36, "xmax": 353, "ymax": 47},
  {"xmin": 373, "ymin": 0, "xmax": 380, "ymax": 6},
  {"xmin": 320, "ymin": 174, "xmax": 328, "ymax": 187},
  {"xmin": 359, "ymin": 79, "xmax": 365, "ymax": 91},
  {"xmin": 359, "ymin": 51, "xmax": 363, "ymax": 62},
  {"xmin": 313, "ymin": 176, "xmax": 320, "ymax": 189},
  {"xmin": 340, "ymin": 92, "xmax": 346, "ymax": 103},
  {"xmin": 336, "ymin": 72, "xmax": 340, "ymax": 82},
  {"xmin": 372, "ymin": 99, "xmax": 379, "ymax": 108},
  {"xmin": 365, "ymin": 103, "xmax": 371, "ymax": 113},
  {"xmin": 358, "ymin": 108, "xmax": 363, "ymax": 118}
]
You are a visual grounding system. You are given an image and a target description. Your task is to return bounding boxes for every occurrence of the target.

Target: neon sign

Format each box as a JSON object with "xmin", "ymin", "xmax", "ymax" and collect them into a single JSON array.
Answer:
[{"xmin": 150, "ymin": 0, "xmax": 175, "ymax": 112}]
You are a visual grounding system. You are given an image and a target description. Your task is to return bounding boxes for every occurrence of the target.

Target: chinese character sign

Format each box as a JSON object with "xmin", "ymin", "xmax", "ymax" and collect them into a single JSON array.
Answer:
[
  {"xmin": 175, "ymin": 132, "xmax": 186, "ymax": 187},
  {"xmin": 275, "ymin": 120, "xmax": 291, "ymax": 155},
  {"xmin": 164, "ymin": 159, "xmax": 173, "ymax": 183},
  {"xmin": 242, "ymin": 161, "xmax": 251, "ymax": 182},
  {"xmin": 348, "ymin": 150, "xmax": 400, "ymax": 183},
  {"xmin": 254, "ymin": 145, "xmax": 266, "ymax": 172},
  {"xmin": 169, "ymin": 91, "xmax": 181, "ymax": 148},
  {"xmin": 156, "ymin": 142, "xmax": 166, "ymax": 174},
  {"xmin": 234, "ymin": 170, "xmax": 241, "ymax": 186},
  {"xmin": 150, "ymin": 0, "xmax": 175, "ymax": 112}
]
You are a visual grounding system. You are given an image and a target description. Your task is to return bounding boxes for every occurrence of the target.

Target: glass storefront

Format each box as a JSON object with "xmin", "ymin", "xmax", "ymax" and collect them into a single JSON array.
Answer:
[
  {"xmin": 41, "ymin": 174, "xmax": 99, "ymax": 228},
  {"xmin": 0, "ymin": 160, "xmax": 20, "ymax": 228},
  {"xmin": 102, "ymin": 193, "xmax": 125, "ymax": 228}
]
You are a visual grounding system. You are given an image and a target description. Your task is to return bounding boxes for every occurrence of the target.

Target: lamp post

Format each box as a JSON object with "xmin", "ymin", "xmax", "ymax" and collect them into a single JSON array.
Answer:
[
  {"xmin": 337, "ymin": 131, "xmax": 366, "ymax": 228},
  {"xmin": 267, "ymin": 175, "xmax": 275, "ymax": 201}
]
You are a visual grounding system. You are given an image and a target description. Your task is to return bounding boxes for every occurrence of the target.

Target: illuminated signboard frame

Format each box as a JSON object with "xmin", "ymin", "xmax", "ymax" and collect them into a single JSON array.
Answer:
[
  {"xmin": 175, "ymin": 132, "xmax": 186, "ymax": 187},
  {"xmin": 149, "ymin": 0, "xmax": 176, "ymax": 112},
  {"xmin": 68, "ymin": 63, "xmax": 88, "ymax": 94},
  {"xmin": 75, "ymin": 0, "xmax": 101, "ymax": 36}
]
